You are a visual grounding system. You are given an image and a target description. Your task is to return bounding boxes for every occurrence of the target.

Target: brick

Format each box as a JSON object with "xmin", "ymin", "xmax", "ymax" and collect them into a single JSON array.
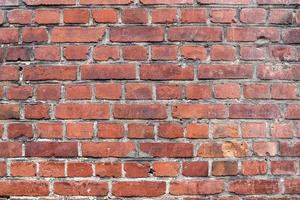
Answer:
[
  {"xmin": 98, "ymin": 123, "xmax": 124, "ymax": 139},
  {"xmin": 214, "ymin": 83, "xmax": 240, "ymax": 99},
  {"xmin": 24, "ymin": 0, "xmax": 75, "ymax": 5},
  {"xmin": 280, "ymin": 142, "xmax": 300, "ymax": 156},
  {"xmin": 181, "ymin": 8, "xmax": 207, "ymax": 23},
  {"xmin": 0, "ymin": 28, "xmax": 18, "ymax": 44},
  {"xmin": 96, "ymin": 162, "xmax": 122, "ymax": 177},
  {"xmin": 172, "ymin": 104, "xmax": 227, "ymax": 119},
  {"xmin": 0, "ymin": 104, "xmax": 19, "ymax": 119},
  {"xmin": 170, "ymin": 180, "xmax": 224, "ymax": 195},
  {"xmin": 112, "ymin": 181, "xmax": 166, "ymax": 197},
  {"xmin": 25, "ymin": 104, "xmax": 49, "ymax": 119},
  {"xmin": 286, "ymin": 104, "xmax": 300, "ymax": 119},
  {"xmin": 81, "ymin": 64, "xmax": 136, "ymax": 80},
  {"xmin": 81, "ymin": 142, "xmax": 135, "ymax": 157},
  {"xmin": 128, "ymin": 123, "xmax": 154, "ymax": 139},
  {"xmin": 124, "ymin": 162, "xmax": 150, "ymax": 177},
  {"xmin": 242, "ymin": 160, "xmax": 267, "ymax": 176},
  {"xmin": 141, "ymin": 64, "xmax": 194, "ymax": 80},
  {"xmin": 113, "ymin": 104, "xmax": 167, "ymax": 119},
  {"xmin": 125, "ymin": 83, "xmax": 152, "ymax": 100},
  {"xmin": 153, "ymin": 162, "xmax": 179, "ymax": 177},
  {"xmin": 36, "ymin": 122, "xmax": 63, "ymax": 139},
  {"xmin": 198, "ymin": 142, "xmax": 248, "ymax": 158},
  {"xmin": 65, "ymin": 84, "xmax": 92, "ymax": 100},
  {"xmin": 271, "ymin": 161, "xmax": 296, "ymax": 175},
  {"xmin": 67, "ymin": 162, "xmax": 93, "ymax": 177},
  {"xmin": 270, "ymin": 45, "xmax": 297, "ymax": 61},
  {"xmin": 141, "ymin": 0, "xmax": 193, "ymax": 4},
  {"xmin": 92, "ymin": 9, "xmax": 118, "ymax": 23},
  {"xmin": 25, "ymin": 142, "xmax": 78, "ymax": 157},
  {"xmin": 140, "ymin": 143, "xmax": 193, "ymax": 158},
  {"xmin": 212, "ymin": 123, "xmax": 239, "ymax": 138},
  {"xmin": 199, "ymin": 64, "xmax": 253, "ymax": 79},
  {"xmin": 210, "ymin": 8, "xmax": 236, "ymax": 23},
  {"xmin": 54, "ymin": 181, "xmax": 108, "ymax": 196},
  {"xmin": 95, "ymin": 83, "xmax": 122, "ymax": 100},
  {"xmin": 180, "ymin": 45, "xmax": 207, "ymax": 60},
  {"xmin": 66, "ymin": 122, "xmax": 93, "ymax": 139},
  {"xmin": 7, "ymin": 9, "xmax": 32, "ymax": 24},
  {"xmin": 39, "ymin": 161, "xmax": 65, "ymax": 177},
  {"xmin": 270, "ymin": 9, "xmax": 293, "ymax": 24},
  {"xmin": 151, "ymin": 8, "xmax": 176, "ymax": 23},
  {"xmin": 123, "ymin": 45, "xmax": 147, "ymax": 60},
  {"xmin": 182, "ymin": 161, "xmax": 208, "ymax": 177},
  {"xmin": 241, "ymin": 122, "xmax": 267, "ymax": 138},
  {"xmin": 35, "ymin": 9, "xmax": 60, "ymax": 24},
  {"xmin": 158, "ymin": 123, "xmax": 183, "ymax": 138},
  {"xmin": 243, "ymin": 84, "xmax": 270, "ymax": 99},
  {"xmin": 51, "ymin": 27, "xmax": 105, "ymax": 42},
  {"xmin": 227, "ymin": 27, "xmax": 280, "ymax": 42},
  {"xmin": 156, "ymin": 84, "xmax": 182, "ymax": 100},
  {"xmin": 6, "ymin": 47, "xmax": 31, "ymax": 61},
  {"xmin": 11, "ymin": 161, "xmax": 36, "ymax": 177},
  {"xmin": 55, "ymin": 104, "xmax": 109, "ymax": 119},
  {"xmin": 229, "ymin": 180, "xmax": 279, "ymax": 194},
  {"xmin": 186, "ymin": 84, "xmax": 211, "ymax": 99},
  {"xmin": 253, "ymin": 141, "xmax": 278, "ymax": 156},
  {"xmin": 271, "ymin": 123, "xmax": 293, "ymax": 138},
  {"xmin": 271, "ymin": 83, "xmax": 297, "ymax": 99},
  {"xmin": 80, "ymin": 0, "xmax": 132, "ymax": 4},
  {"xmin": 284, "ymin": 179, "xmax": 300, "ymax": 194},
  {"xmin": 240, "ymin": 8, "xmax": 266, "ymax": 24},
  {"xmin": 168, "ymin": 26, "xmax": 222, "ymax": 41},
  {"xmin": 0, "ymin": 0, "xmax": 19, "ymax": 5},
  {"xmin": 0, "ymin": 142, "xmax": 22, "ymax": 157},
  {"xmin": 0, "ymin": 181, "xmax": 49, "ymax": 196},
  {"xmin": 8, "ymin": 123, "xmax": 32, "ymax": 139},
  {"xmin": 211, "ymin": 45, "xmax": 236, "ymax": 61},
  {"xmin": 257, "ymin": 65, "xmax": 300, "ymax": 80},
  {"xmin": 240, "ymin": 46, "xmax": 266, "ymax": 61},
  {"xmin": 22, "ymin": 27, "xmax": 48, "ymax": 43},
  {"xmin": 63, "ymin": 9, "xmax": 89, "ymax": 24},
  {"xmin": 36, "ymin": 84, "xmax": 60, "ymax": 100},
  {"xmin": 7, "ymin": 85, "xmax": 32, "ymax": 100},
  {"xmin": 212, "ymin": 161, "xmax": 238, "ymax": 176},
  {"xmin": 24, "ymin": 65, "xmax": 77, "ymax": 81},
  {"xmin": 93, "ymin": 45, "xmax": 119, "ymax": 61},
  {"xmin": 229, "ymin": 104, "xmax": 280, "ymax": 119},
  {"xmin": 34, "ymin": 46, "xmax": 60, "ymax": 61},
  {"xmin": 0, "ymin": 161, "xmax": 6, "ymax": 177},
  {"xmin": 122, "ymin": 8, "xmax": 148, "ymax": 23},
  {"xmin": 186, "ymin": 124, "xmax": 209, "ymax": 139},
  {"xmin": 151, "ymin": 45, "xmax": 177, "ymax": 61},
  {"xmin": 64, "ymin": 45, "xmax": 89, "ymax": 60},
  {"xmin": 283, "ymin": 29, "xmax": 300, "ymax": 43}
]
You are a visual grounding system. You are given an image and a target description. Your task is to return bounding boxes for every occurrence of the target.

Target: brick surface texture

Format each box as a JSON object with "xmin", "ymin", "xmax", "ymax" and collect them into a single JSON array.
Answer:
[{"xmin": 0, "ymin": 0, "xmax": 300, "ymax": 199}]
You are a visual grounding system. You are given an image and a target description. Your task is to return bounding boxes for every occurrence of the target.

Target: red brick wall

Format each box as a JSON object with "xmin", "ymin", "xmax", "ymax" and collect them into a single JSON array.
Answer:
[{"xmin": 0, "ymin": 0, "xmax": 300, "ymax": 198}]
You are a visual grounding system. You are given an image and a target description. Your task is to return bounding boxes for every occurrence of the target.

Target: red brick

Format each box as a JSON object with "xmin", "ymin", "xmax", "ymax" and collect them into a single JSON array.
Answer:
[
  {"xmin": 280, "ymin": 142, "xmax": 300, "ymax": 156},
  {"xmin": 182, "ymin": 161, "xmax": 208, "ymax": 177},
  {"xmin": 168, "ymin": 26, "xmax": 222, "ymax": 41},
  {"xmin": 240, "ymin": 46, "xmax": 266, "ymax": 61},
  {"xmin": 95, "ymin": 162, "xmax": 122, "ymax": 177},
  {"xmin": 67, "ymin": 162, "xmax": 93, "ymax": 177},
  {"xmin": 112, "ymin": 181, "xmax": 166, "ymax": 197},
  {"xmin": 229, "ymin": 104, "xmax": 280, "ymax": 119},
  {"xmin": 110, "ymin": 26, "xmax": 164, "ymax": 42},
  {"xmin": 199, "ymin": 64, "xmax": 253, "ymax": 79},
  {"xmin": 271, "ymin": 123, "xmax": 293, "ymax": 138},
  {"xmin": 270, "ymin": 9, "xmax": 293, "ymax": 24},
  {"xmin": 81, "ymin": 142, "xmax": 135, "ymax": 157},
  {"xmin": 158, "ymin": 123, "xmax": 183, "ymax": 139},
  {"xmin": 270, "ymin": 45, "xmax": 297, "ymax": 61},
  {"xmin": 214, "ymin": 83, "xmax": 240, "ymax": 99},
  {"xmin": 180, "ymin": 45, "xmax": 207, "ymax": 60},
  {"xmin": 92, "ymin": 9, "xmax": 118, "ymax": 23},
  {"xmin": 64, "ymin": 45, "xmax": 89, "ymax": 60},
  {"xmin": 211, "ymin": 45, "xmax": 236, "ymax": 61},
  {"xmin": 212, "ymin": 123, "xmax": 239, "ymax": 138},
  {"xmin": 186, "ymin": 84, "xmax": 211, "ymax": 99},
  {"xmin": 199, "ymin": 0, "xmax": 250, "ymax": 4},
  {"xmin": 0, "ymin": 161, "xmax": 6, "ymax": 177},
  {"xmin": 128, "ymin": 123, "xmax": 154, "ymax": 139},
  {"xmin": 151, "ymin": 45, "xmax": 177, "ymax": 61},
  {"xmin": 124, "ymin": 162, "xmax": 150, "ymax": 177},
  {"xmin": 153, "ymin": 162, "xmax": 179, "ymax": 177},
  {"xmin": 55, "ymin": 104, "xmax": 109, "ymax": 119},
  {"xmin": 66, "ymin": 122, "xmax": 93, "ymax": 139},
  {"xmin": 93, "ymin": 45, "xmax": 119, "ymax": 61},
  {"xmin": 34, "ymin": 46, "xmax": 60, "ymax": 61},
  {"xmin": 6, "ymin": 47, "xmax": 31, "ymax": 61},
  {"xmin": 212, "ymin": 161, "xmax": 238, "ymax": 176},
  {"xmin": 63, "ymin": 9, "xmax": 89, "ymax": 24},
  {"xmin": 51, "ymin": 27, "xmax": 105, "ymax": 42},
  {"xmin": 81, "ymin": 64, "xmax": 136, "ymax": 80},
  {"xmin": 243, "ymin": 83, "xmax": 270, "ymax": 99},
  {"xmin": 284, "ymin": 179, "xmax": 300, "ymax": 194},
  {"xmin": 271, "ymin": 160, "xmax": 296, "ymax": 175},
  {"xmin": 170, "ymin": 180, "xmax": 224, "ymax": 195},
  {"xmin": 172, "ymin": 104, "xmax": 227, "ymax": 119},
  {"xmin": 123, "ymin": 45, "xmax": 148, "ymax": 60},
  {"xmin": 36, "ymin": 122, "xmax": 63, "ymax": 139},
  {"xmin": 39, "ymin": 161, "xmax": 65, "ymax": 177},
  {"xmin": 95, "ymin": 83, "xmax": 122, "ymax": 100},
  {"xmin": 22, "ymin": 27, "xmax": 48, "ymax": 43},
  {"xmin": 80, "ymin": 0, "xmax": 132, "ymax": 4},
  {"xmin": 97, "ymin": 123, "xmax": 124, "ymax": 139},
  {"xmin": 0, "ymin": 142, "xmax": 22, "ymax": 157},
  {"xmin": 113, "ymin": 104, "xmax": 167, "ymax": 119},
  {"xmin": 8, "ymin": 123, "xmax": 32, "ymax": 139},
  {"xmin": 241, "ymin": 122, "xmax": 267, "ymax": 138},
  {"xmin": 258, "ymin": 64, "xmax": 300, "ymax": 80},
  {"xmin": 65, "ymin": 84, "xmax": 92, "ymax": 100},
  {"xmin": 140, "ymin": 142, "xmax": 193, "ymax": 158},
  {"xmin": 283, "ymin": 28, "xmax": 300, "ymax": 44},
  {"xmin": 122, "ymin": 8, "xmax": 148, "ymax": 23},
  {"xmin": 286, "ymin": 104, "xmax": 300, "ymax": 119},
  {"xmin": 141, "ymin": 64, "xmax": 194, "ymax": 80},
  {"xmin": 54, "ymin": 181, "xmax": 108, "ymax": 196},
  {"xmin": 242, "ymin": 160, "xmax": 267, "ymax": 176},
  {"xmin": 24, "ymin": 0, "xmax": 75, "ymax": 5},
  {"xmin": 198, "ymin": 142, "xmax": 248, "ymax": 158},
  {"xmin": 35, "ymin": 9, "xmax": 60, "ymax": 24},
  {"xmin": 253, "ymin": 141, "xmax": 278, "ymax": 156},
  {"xmin": 25, "ymin": 104, "xmax": 49, "ymax": 119},
  {"xmin": 7, "ymin": 85, "xmax": 32, "ymax": 100},
  {"xmin": 25, "ymin": 142, "xmax": 78, "ymax": 157},
  {"xmin": 210, "ymin": 8, "xmax": 236, "ymax": 23},
  {"xmin": 7, "ymin": 9, "xmax": 32, "ymax": 24},
  {"xmin": 11, "ymin": 161, "xmax": 36, "ymax": 177},
  {"xmin": 125, "ymin": 83, "xmax": 152, "ymax": 100},
  {"xmin": 156, "ymin": 84, "xmax": 182, "ymax": 100},
  {"xmin": 141, "ymin": 0, "xmax": 193, "ymax": 4},
  {"xmin": 0, "ymin": 181, "xmax": 49, "ymax": 196},
  {"xmin": 271, "ymin": 83, "xmax": 297, "ymax": 99},
  {"xmin": 240, "ymin": 8, "xmax": 266, "ymax": 23},
  {"xmin": 0, "ymin": 104, "xmax": 19, "ymax": 120},
  {"xmin": 181, "ymin": 8, "xmax": 207, "ymax": 23},
  {"xmin": 229, "ymin": 180, "xmax": 279, "ymax": 194},
  {"xmin": 151, "ymin": 8, "xmax": 177, "ymax": 23},
  {"xmin": 227, "ymin": 27, "xmax": 280, "ymax": 42},
  {"xmin": 36, "ymin": 84, "xmax": 60, "ymax": 100},
  {"xmin": 186, "ymin": 124, "xmax": 209, "ymax": 139},
  {"xmin": 0, "ymin": 28, "xmax": 19, "ymax": 44}
]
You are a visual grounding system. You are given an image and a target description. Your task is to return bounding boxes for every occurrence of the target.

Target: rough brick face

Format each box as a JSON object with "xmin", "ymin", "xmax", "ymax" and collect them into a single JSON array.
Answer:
[{"xmin": 1, "ymin": 0, "xmax": 300, "ymax": 198}]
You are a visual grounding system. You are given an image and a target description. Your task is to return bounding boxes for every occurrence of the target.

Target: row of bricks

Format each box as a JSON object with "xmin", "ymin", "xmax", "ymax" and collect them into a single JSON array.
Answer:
[
  {"xmin": 1, "ymin": 82, "xmax": 300, "ymax": 101},
  {"xmin": 1, "ymin": 8, "xmax": 299, "ymax": 25},
  {"xmin": 2, "ymin": 44, "xmax": 300, "ymax": 62},
  {"xmin": 1, "ymin": 121, "xmax": 300, "ymax": 139},
  {"xmin": 0, "ymin": 140, "xmax": 299, "ymax": 157},
  {"xmin": 0, "ymin": 178, "xmax": 299, "ymax": 196},
  {"xmin": 2, "ymin": 0, "xmax": 300, "ymax": 6},
  {"xmin": 2, "ymin": 103, "xmax": 300, "ymax": 120},
  {"xmin": 1, "ymin": 26, "xmax": 300, "ymax": 44},
  {"xmin": 0, "ymin": 159, "xmax": 299, "ymax": 177},
  {"xmin": 3, "ymin": 64, "xmax": 300, "ymax": 81}
]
